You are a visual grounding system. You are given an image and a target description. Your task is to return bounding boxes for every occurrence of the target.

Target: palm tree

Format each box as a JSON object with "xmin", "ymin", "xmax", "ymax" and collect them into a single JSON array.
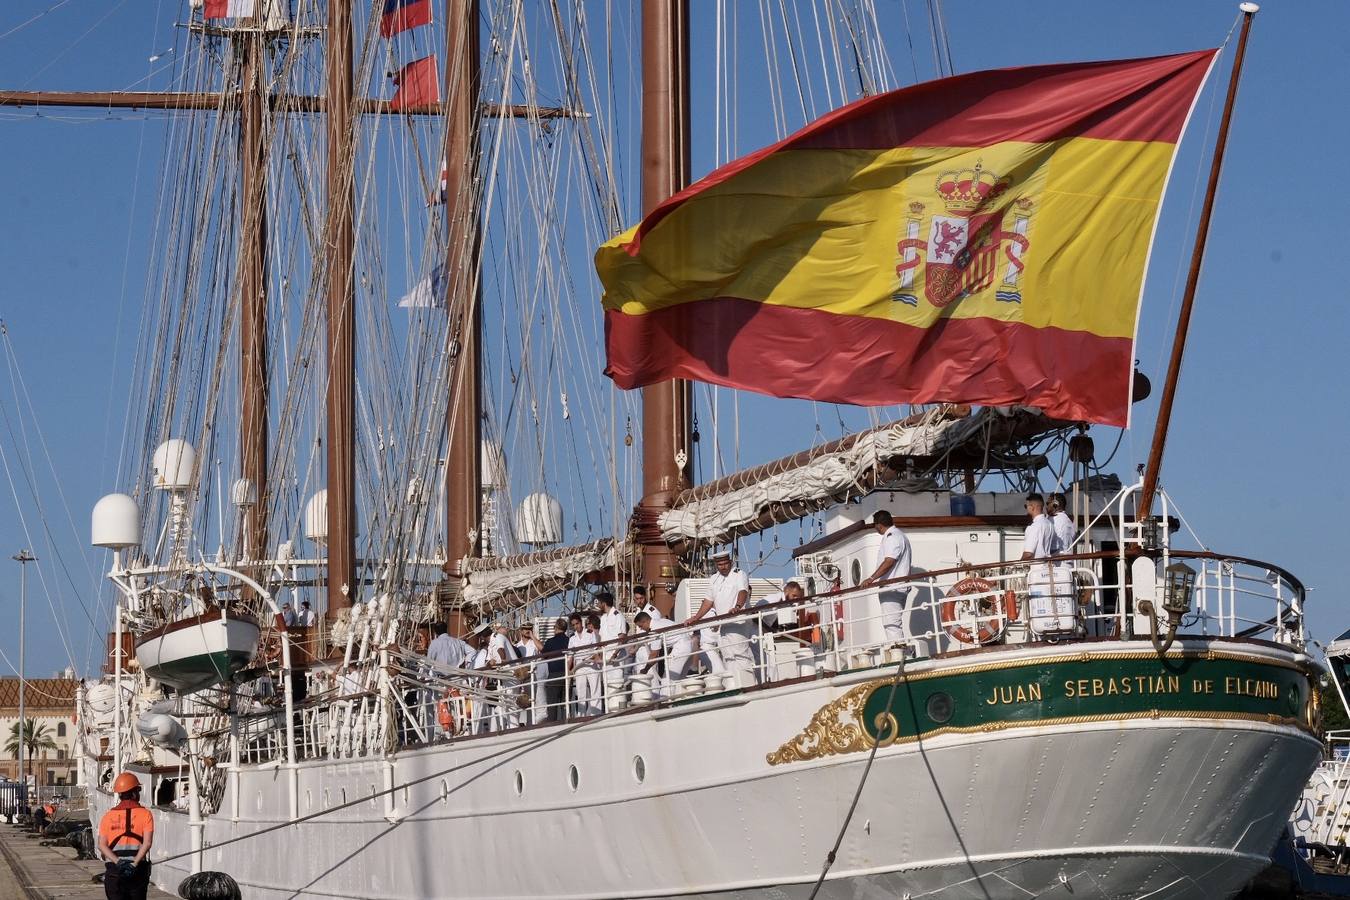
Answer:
[{"xmin": 5, "ymin": 719, "xmax": 58, "ymax": 782}]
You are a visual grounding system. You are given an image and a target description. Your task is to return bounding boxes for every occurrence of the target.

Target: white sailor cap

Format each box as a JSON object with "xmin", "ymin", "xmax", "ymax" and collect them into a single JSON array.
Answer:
[
  {"xmin": 711, "ymin": 548, "xmax": 734, "ymax": 561},
  {"xmin": 471, "ymin": 622, "xmax": 491, "ymax": 636}
]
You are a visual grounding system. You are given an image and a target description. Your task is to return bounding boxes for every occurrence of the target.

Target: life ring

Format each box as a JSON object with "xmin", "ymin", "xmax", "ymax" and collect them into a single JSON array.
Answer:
[
  {"xmin": 262, "ymin": 635, "xmax": 281, "ymax": 666},
  {"xmin": 436, "ymin": 693, "xmax": 458, "ymax": 734},
  {"xmin": 941, "ymin": 578, "xmax": 1017, "ymax": 645}
]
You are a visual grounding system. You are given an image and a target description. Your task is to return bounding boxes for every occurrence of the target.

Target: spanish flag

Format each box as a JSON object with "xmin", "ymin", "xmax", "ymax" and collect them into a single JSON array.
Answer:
[{"xmin": 596, "ymin": 51, "xmax": 1217, "ymax": 426}]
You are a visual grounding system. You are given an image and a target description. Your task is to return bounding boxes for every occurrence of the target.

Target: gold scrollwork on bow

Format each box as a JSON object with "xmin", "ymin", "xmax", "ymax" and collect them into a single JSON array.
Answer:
[{"xmin": 766, "ymin": 682, "xmax": 877, "ymax": 766}]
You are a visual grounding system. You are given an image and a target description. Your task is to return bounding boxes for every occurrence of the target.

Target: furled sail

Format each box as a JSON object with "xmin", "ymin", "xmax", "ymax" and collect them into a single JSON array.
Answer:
[
  {"xmin": 460, "ymin": 540, "xmax": 618, "ymax": 611},
  {"xmin": 657, "ymin": 406, "xmax": 991, "ymax": 547}
]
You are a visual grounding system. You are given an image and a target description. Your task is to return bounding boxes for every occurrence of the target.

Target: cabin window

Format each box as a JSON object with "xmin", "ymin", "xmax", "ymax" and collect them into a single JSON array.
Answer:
[
  {"xmin": 632, "ymin": 756, "xmax": 646, "ymax": 784},
  {"xmin": 568, "ymin": 765, "xmax": 580, "ymax": 792},
  {"xmin": 850, "ymin": 559, "xmax": 862, "ymax": 587},
  {"xmin": 513, "ymin": 770, "xmax": 524, "ymax": 796}
]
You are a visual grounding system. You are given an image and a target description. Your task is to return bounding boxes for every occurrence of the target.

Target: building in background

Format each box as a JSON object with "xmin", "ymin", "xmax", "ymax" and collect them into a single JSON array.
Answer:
[{"xmin": 0, "ymin": 676, "xmax": 78, "ymax": 788}]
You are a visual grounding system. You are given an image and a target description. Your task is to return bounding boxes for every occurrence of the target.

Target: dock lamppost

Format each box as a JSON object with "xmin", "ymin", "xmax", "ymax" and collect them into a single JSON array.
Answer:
[{"xmin": 13, "ymin": 550, "xmax": 35, "ymax": 806}]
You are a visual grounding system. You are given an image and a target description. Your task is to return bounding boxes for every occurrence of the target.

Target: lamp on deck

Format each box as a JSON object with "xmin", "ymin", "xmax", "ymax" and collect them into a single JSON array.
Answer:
[{"xmin": 1162, "ymin": 561, "xmax": 1197, "ymax": 617}]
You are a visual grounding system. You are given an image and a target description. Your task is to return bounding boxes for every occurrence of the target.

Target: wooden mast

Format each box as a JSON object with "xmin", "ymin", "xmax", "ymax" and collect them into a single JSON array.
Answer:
[
  {"xmin": 636, "ymin": 0, "xmax": 692, "ymax": 618},
  {"xmin": 238, "ymin": 17, "xmax": 268, "ymax": 563},
  {"xmin": 443, "ymin": 0, "xmax": 483, "ymax": 577},
  {"xmin": 324, "ymin": 0, "xmax": 356, "ymax": 620},
  {"xmin": 1138, "ymin": 4, "xmax": 1258, "ymax": 516}
]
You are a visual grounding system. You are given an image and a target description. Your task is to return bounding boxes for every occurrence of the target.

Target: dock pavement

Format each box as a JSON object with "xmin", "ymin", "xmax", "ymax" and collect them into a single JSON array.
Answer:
[{"xmin": 0, "ymin": 822, "xmax": 174, "ymax": 900}]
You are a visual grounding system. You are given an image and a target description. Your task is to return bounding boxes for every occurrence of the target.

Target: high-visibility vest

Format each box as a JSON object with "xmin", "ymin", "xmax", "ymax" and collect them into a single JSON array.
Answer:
[{"xmin": 98, "ymin": 801, "xmax": 154, "ymax": 856}]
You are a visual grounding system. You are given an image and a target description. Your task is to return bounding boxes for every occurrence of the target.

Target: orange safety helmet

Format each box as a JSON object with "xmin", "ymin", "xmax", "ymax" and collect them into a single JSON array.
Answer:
[{"xmin": 111, "ymin": 771, "xmax": 141, "ymax": 794}]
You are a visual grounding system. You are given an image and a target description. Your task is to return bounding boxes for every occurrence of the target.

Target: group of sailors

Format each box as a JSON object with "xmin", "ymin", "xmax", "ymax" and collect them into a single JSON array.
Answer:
[
  {"xmin": 863, "ymin": 492, "xmax": 1079, "ymax": 645},
  {"xmin": 414, "ymin": 549, "xmax": 797, "ymax": 738}
]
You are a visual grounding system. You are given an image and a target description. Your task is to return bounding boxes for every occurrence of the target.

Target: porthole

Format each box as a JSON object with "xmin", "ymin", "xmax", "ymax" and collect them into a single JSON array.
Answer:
[
  {"xmin": 323, "ymin": 788, "xmax": 331, "ymax": 808},
  {"xmin": 305, "ymin": 790, "xmax": 312, "ymax": 811},
  {"xmin": 440, "ymin": 780, "xmax": 449, "ymax": 803},
  {"xmin": 513, "ymin": 770, "xmax": 524, "ymax": 796},
  {"xmin": 926, "ymin": 691, "xmax": 954, "ymax": 724},
  {"xmin": 369, "ymin": 784, "xmax": 377, "ymax": 806},
  {"xmin": 632, "ymin": 756, "xmax": 646, "ymax": 784},
  {"xmin": 850, "ymin": 559, "xmax": 862, "ymax": 587},
  {"xmin": 568, "ymin": 764, "xmax": 580, "ymax": 792},
  {"xmin": 340, "ymin": 788, "xmax": 347, "ymax": 806}
]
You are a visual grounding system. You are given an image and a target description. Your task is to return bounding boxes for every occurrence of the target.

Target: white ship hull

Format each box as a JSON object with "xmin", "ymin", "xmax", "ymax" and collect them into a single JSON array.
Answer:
[{"xmin": 89, "ymin": 639, "xmax": 1320, "ymax": 900}]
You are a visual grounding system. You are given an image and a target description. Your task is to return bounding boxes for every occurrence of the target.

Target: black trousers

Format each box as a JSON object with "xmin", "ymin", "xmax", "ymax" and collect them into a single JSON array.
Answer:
[
  {"xmin": 544, "ymin": 675, "xmax": 565, "ymax": 721},
  {"xmin": 104, "ymin": 860, "xmax": 151, "ymax": 900}
]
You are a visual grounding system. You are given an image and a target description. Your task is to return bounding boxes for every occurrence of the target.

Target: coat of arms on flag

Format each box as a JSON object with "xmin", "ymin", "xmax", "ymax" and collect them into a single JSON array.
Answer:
[{"xmin": 893, "ymin": 165, "xmax": 1033, "ymax": 309}]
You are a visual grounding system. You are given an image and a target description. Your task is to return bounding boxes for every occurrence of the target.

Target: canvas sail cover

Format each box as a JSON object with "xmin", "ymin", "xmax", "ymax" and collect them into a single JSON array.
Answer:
[{"xmin": 597, "ymin": 51, "xmax": 1217, "ymax": 427}]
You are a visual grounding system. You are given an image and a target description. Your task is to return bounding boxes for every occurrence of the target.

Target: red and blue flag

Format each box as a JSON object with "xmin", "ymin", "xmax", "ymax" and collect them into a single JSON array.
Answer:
[{"xmin": 380, "ymin": 0, "xmax": 432, "ymax": 38}]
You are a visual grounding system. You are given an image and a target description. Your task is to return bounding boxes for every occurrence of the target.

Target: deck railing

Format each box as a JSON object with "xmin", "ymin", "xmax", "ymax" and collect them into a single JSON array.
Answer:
[{"xmin": 194, "ymin": 544, "xmax": 1306, "ymax": 769}]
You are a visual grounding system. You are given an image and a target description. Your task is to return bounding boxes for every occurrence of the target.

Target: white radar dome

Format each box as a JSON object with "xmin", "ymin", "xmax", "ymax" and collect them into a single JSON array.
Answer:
[
  {"xmin": 91, "ymin": 493, "xmax": 140, "ymax": 550},
  {"xmin": 231, "ymin": 477, "xmax": 258, "ymax": 508},
  {"xmin": 515, "ymin": 492, "xmax": 563, "ymax": 546},
  {"xmin": 304, "ymin": 489, "xmax": 328, "ymax": 544},
  {"xmin": 151, "ymin": 439, "xmax": 196, "ymax": 491},
  {"xmin": 481, "ymin": 440, "xmax": 508, "ymax": 490}
]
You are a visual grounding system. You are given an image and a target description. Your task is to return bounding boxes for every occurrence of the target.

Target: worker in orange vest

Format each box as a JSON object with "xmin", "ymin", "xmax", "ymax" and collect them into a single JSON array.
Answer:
[{"xmin": 96, "ymin": 772, "xmax": 155, "ymax": 900}]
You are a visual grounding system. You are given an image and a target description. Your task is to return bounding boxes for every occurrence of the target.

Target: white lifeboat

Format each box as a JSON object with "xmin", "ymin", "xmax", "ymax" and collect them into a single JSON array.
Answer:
[{"xmin": 134, "ymin": 608, "xmax": 261, "ymax": 693}]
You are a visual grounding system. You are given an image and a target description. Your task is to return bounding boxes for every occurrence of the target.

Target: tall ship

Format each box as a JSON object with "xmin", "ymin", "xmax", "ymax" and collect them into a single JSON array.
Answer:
[{"xmin": 6, "ymin": 0, "xmax": 1322, "ymax": 897}]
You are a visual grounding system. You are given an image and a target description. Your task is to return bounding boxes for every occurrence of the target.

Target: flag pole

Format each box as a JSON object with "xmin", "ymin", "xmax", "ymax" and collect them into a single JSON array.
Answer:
[{"xmin": 1137, "ymin": 3, "xmax": 1258, "ymax": 517}]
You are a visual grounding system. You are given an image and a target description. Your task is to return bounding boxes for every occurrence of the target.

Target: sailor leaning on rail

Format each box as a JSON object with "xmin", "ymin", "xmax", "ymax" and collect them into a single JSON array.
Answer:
[
  {"xmin": 97, "ymin": 771, "xmax": 154, "ymax": 900},
  {"xmin": 685, "ymin": 548, "xmax": 759, "ymax": 686}
]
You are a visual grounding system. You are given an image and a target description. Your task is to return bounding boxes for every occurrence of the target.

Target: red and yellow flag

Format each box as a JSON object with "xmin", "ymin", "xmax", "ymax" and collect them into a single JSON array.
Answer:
[{"xmin": 596, "ymin": 51, "xmax": 1217, "ymax": 426}]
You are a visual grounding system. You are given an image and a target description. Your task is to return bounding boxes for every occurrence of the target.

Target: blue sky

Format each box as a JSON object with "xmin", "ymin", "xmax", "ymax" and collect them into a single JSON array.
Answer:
[{"xmin": 0, "ymin": 0, "xmax": 1345, "ymax": 676}]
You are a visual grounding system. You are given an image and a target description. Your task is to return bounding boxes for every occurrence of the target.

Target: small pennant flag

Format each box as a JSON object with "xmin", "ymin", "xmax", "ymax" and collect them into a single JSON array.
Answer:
[
  {"xmin": 203, "ymin": 0, "xmax": 256, "ymax": 19},
  {"xmin": 398, "ymin": 265, "xmax": 446, "ymax": 309},
  {"xmin": 427, "ymin": 161, "xmax": 447, "ymax": 206},
  {"xmin": 389, "ymin": 56, "xmax": 440, "ymax": 111},
  {"xmin": 380, "ymin": 0, "xmax": 432, "ymax": 38}
]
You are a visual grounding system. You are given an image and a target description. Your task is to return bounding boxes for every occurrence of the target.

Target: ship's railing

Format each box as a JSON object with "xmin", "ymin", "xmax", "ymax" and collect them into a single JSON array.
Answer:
[
  {"xmin": 363, "ymin": 548, "xmax": 1304, "ymax": 745},
  {"xmin": 212, "ymin": 547, "xmax": 1305, "ymax": 761},
  {"xmin": 1292, "ymin": 730, "xmax": 1350, "ymax": 849}
]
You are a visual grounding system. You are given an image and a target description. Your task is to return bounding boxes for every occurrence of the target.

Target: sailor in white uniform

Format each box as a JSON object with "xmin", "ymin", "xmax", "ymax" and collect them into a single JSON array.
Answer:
[
  {"xmin": 861, "ymin": 510, "xmax": 912, "ymax": 644},
  {"xmin": 568, "ymin": 613, "xmax": 603, "ymax": 717},
  {"xmin": 1048, "ymin": 492, "xmax": 1075, "ymax": 556},
  {"xmin": 1023, "ymin": 493, "xmax": 1071, "ymax": 632},
  {"xmin": 487, "ymin": 625, "xmax": 523, "ymax": 730},
  {"xmin": 597, "ymin": 593, "xmax": 629, "ymax": 710},
  {"xmin": 468, "ymin": 624, "xmax": 492, "ymax": 733},
  {"xmin": 634, "ymin": 610, "xmax": 692, "ymax": 698},
  {"xmin": 685, "ymin": 549, "xmax": 756, "ymax": 685}
]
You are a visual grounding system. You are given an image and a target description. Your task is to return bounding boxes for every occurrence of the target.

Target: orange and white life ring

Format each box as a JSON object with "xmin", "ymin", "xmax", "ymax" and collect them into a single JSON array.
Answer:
[
  {"xmin": 262, "ymin": 635, "xmax": 281, "ymax": 665},
  {"xmin": 941, "ymin": 577, "xmax": 1017, "ymax": 645},
  {"xmin": 437, "ymin": 689, "xmax": 465, "ymax": 734}
]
